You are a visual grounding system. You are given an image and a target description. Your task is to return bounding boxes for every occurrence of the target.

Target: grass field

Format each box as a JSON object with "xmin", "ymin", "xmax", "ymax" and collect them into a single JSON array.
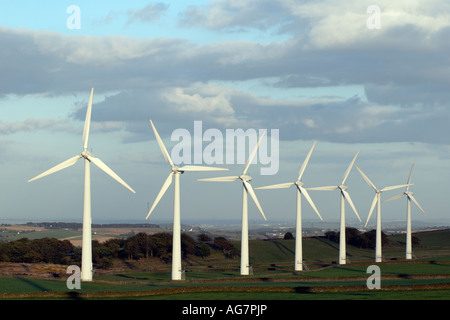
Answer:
[
  {"xmin": 0, "ymin": 228, "xmax": 449, "ymax": 300},
  {"xmin": 0, "ymin": 261, "xmax": 449, "ymax": 300}
]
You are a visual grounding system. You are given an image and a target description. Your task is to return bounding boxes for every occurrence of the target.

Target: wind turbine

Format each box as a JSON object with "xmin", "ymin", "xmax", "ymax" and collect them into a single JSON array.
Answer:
[
  {"xmin": 307, "ymin": 152, "xmax": 361, "ymax": 265},
  {"xmin": 28, "ymin": 88, "xmax": 136, "ymax": 282},
  {"xmin": 145, "ymin": 120, "xmax": 228, "ymax": 281},
  {"xmin": 256, "ymin": 141, "xmax": 323, "ymax": 271},
  {"xmin": 198, "ymin": 132, "xmax": 267, "ymax": 276},
  {"xmin": 383, "ymin": 160, "xmax": 424, "ymax": 259},
  {"xmin": 355, "ymin": 165, "xmax": 411, "ymax": 262}
]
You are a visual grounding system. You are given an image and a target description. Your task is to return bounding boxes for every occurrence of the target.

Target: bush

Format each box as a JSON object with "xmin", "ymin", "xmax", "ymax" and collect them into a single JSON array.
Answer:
[{"xmin": 284, "ymin": 232, "xmax": 294, "ymax": 240}]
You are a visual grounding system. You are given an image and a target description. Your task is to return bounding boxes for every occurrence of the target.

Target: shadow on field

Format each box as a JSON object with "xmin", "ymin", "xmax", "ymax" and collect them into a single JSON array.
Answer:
[
  {"xmin": 18, "ymin": 278, "xmax": 49, "ymax": 292},
  {"xmin": 272, "ymin": 241, "xmax": 294, "ymax": 255}
]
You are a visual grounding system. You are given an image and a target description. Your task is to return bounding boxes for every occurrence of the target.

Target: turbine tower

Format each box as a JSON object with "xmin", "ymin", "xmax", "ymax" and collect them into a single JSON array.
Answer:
[
  {"xmin": 28, "ymin": 88, "xmax": 136, "ymax": 282},
  {"xmin": 198, "ymin": 132, "xmax": 267, "ymax": 276},
  {"xmin": 145, "ymin": 120, "xmax": 228, "ymax": 281},
  {"xmin": 383, "ymin": 160, "xmax": 424, "ymax": 259},
  {"xmin": 355, "ymin": 165, "xmax": 411, "ymax": 263},
  {"xmin": 307, "ymin": 152, "xmax": 361, "ymax": 265},
  {"xmin": 256, "ymin": 141, "xmax": 324, "ymax": 271}
]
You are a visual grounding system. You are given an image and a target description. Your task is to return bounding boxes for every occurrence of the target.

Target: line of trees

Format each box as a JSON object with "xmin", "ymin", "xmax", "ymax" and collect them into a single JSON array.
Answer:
[
  {"xmin": 0, "ymin": 232, "xmax": 237, "ymax": 270},
  {"xmin": 325, "ymin": 227, "xmax": 389, "ymax": 249}
]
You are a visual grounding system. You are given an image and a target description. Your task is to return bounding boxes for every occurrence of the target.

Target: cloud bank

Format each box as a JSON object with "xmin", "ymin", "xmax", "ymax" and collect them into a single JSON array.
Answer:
[{"xmin": 1, "ymin": 0, "xmax": 449, "ymax": 145}]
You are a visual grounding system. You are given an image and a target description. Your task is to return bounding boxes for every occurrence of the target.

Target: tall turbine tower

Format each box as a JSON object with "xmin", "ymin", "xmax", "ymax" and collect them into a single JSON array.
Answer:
[
  {"xmin": 198, "ymin": 132, "xmax": 267, "ymax": 276},
  {"xmin": 355, "ymin": 165, "xmax": 411, "ymax": 263},
  {"xmin": 28, "ymin": 88, "xmax": 136, "ymax": 281},
  {"xmin": 383, "ymin": 161, "xmax": 424, "ymax": 259},
  {"xmin": 256, "ymin": 141, "xmax": 324, "ymax": 271},
  {"xmin": 308, "ymin": 152, "xmax": 361, "ymax": 265},
  {"xmin": 146, "ymin": 120, "xmax": 228, "ymax": 281}
]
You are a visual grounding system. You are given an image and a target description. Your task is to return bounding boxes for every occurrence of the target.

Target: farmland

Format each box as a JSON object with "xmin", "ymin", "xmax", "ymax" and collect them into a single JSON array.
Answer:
[{"xmin": 0, "ymin": 224, "xmax": 449, "ymax": 301}]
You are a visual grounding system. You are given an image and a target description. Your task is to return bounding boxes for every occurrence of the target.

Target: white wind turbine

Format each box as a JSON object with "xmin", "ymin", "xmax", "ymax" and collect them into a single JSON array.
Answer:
[
  {"xmin": 355, "ymin": 165, "xmax": 411, "ymax": 262},
  {"xmin": 145, "ymin": 120, "xmax": 228, "ymax": 281},
  {"xmin": 256, "ymin": 141, "xmax": 323, "ymax": 271},
  {"xmin": 383, "ymin": 161, "xmax": 424, "ymax": 259},
  {"xmin": 28, "ymin": 88, "xmax": 136, "ymax": 282},
  {"xmin": 198, "ymin": 132, "xmax": 267, "ymax": 276},
  {"xmin": 307, "ymin": 152, "xmax": 361, "ymax": 265}
]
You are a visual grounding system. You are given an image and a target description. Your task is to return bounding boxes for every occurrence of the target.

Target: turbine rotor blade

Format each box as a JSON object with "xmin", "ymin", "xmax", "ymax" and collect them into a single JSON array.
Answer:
[
  {"xmin": 179, "ymin": 165, "xmax": 228, "ymax": 172},
  {"xmin": 299, "ymin": 186, "xmax": 323, "ymax": 221},
  {"xmin": 365, "ymin": 194, "xmax": 378, "ymax": 227},
  {"xmin": 297, "ymin": 141, "xmax": 316, "ymax": 182},
  {"xmin": 383, "ymin": 193, "xmax": 404, "ymax": 203},
  {"xmin": 243, "ymin": 180, "xmax": 267, "ymax": 221},
  {"xmin": 82, "ymin": 88, "xmax": 94, "ymax": 150},
  {"xmin": 406, "ymin": 160, "xmax": 415, "ymax": 192},
  {"xmin": 243, "ymin": 131, "xmax": 266, "ymax": 175},
  {"xmin": 146, "ymin": 172, "xmax": 173, "ymax": 219},
  {"xmin": 306, "ymin": 186, "xmax": 338, "ymax": 191},
  {"xmin": 88, "ymin": 155, "xmax": 136, "ymax": 193},
  {"xmin": 342, "ymin": 190, "xmax": 361, "ymax": 222},
  {"xmin": 341, "ymin": 151, "xmax": 359, "ymax": 185},
  {"xmin": 198, "ymin": 176, "xmax": 240, "ymax": 182},
  {"xmin": 256, "ymin": 182, "xmax": 294, "ymax": 190},
  {"xmin": 355, "ymin": 165, "xmax": 377, "ymax": 191},
  {"xmin": 381, "ymin": 184, "xmax": 412, "ymax": 192},
  {"xmin": 149, "ymin": 119, "xmax": 174, "ymax": 167},
  {"xmin": 408, "ymin": 194, "xmax": 425, "ymax": 213},
  {"xmin": 28, "ymin": 155, "xmax": 82, "ymax": 182}
]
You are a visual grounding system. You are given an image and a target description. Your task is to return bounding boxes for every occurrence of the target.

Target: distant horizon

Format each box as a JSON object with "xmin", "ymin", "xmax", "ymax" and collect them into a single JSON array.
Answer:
[{"xmin": 2, "ymin": 217, "xmax": 450, "ymax": 229}]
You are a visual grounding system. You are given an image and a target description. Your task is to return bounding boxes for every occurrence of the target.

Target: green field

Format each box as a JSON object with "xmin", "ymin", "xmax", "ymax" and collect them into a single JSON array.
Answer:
[
  {"xmin": 1, "ymin": 261, "xmax": 449, "ymax": 300},
  {"xmin": 0, "ymin": 228, "xmax": 449, "ymax": 300}
]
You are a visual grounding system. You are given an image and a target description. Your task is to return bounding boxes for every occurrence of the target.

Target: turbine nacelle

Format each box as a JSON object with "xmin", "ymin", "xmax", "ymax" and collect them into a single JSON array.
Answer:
[
  {"xmin": 295, "ymin": 181, "xmax": 304, "ymax": 188},
  {"xmin": 81, "ymin": 150, "xmax": 93, "ymax": 160},
  {"xmin": 171, "ymin": 166, "xmax": 184, "ymax": 174},
  {"xmin": 239, "ymin": 174, "xmax": 252, "ymax": 182}
]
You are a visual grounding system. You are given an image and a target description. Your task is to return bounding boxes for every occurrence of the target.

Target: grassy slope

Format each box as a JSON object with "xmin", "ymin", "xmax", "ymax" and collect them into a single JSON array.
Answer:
[{"xmin": 245, "ymin": 229, "xmax": 450, "ymax": 267}]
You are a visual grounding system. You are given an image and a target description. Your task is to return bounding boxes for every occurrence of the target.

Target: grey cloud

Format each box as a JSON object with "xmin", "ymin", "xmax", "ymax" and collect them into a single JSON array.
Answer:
[
  {"xmin": 179, "ymin": 0, "xmax": 293, "ymax": 32},
  {"xmin": 127, "ymin": 3, "xmax": 169, "ymax": 24},
  {"xmin": 0, "ymin": 118, "xmax": 76, "ymax": 135},
  {"xmin": 1, "ymin": 4, "xmax": 450, "ymax": 145}
]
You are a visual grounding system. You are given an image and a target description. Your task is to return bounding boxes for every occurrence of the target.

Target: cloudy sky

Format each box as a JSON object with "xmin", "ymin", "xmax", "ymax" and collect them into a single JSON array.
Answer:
[{"xmin": 1, "ymin": 0, "xmax": 449, "ymax": 227}]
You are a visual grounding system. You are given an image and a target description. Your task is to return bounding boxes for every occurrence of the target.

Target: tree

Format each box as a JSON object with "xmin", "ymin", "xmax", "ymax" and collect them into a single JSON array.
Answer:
[
  {"xmin": 284, "ymin": 232, "xmax": 294, "ymax": 240},
  {"xmin": 152, "ymin": 232, "xmax": 172, "ymax": 262},
  {"xmin": 325, "ymin": 231, "xmax": 338, "ymax": 242},
  {"xmin": 412, "ymin": 236, "xmax": 420, "ymax": 247},
  {"xmin": 214, "ymin": 236, "xmax": 238, "ymax": 258},
  {"xmin": 198, "ymin": 233, "xmax": 212, "ymax": 242},
  {"xmin": 195, "ymin": 242, "xmax": 211, "ymax": 258},
  {"xmin": 181, "ymin": 233, "xmax": 197, "ymax": 258}
]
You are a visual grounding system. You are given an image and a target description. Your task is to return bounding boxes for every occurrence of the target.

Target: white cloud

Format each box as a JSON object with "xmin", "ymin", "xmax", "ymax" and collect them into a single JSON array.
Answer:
[{"xmin": 162, "ymin": 87, "xmax": 234, "ymax": 115}]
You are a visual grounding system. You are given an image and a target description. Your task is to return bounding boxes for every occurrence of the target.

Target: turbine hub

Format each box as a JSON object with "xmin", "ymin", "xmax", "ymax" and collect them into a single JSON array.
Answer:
[
  {"xmin": 172, "ymin": 166, "xmax": 184, "ymax": 174},
  {"xmin": 239, "ymin": 175, "xmax": 252, "ymax": 182},
  {"xmin": 339, "ymin": 184, "xmax": 348, "ymax": 191}
]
